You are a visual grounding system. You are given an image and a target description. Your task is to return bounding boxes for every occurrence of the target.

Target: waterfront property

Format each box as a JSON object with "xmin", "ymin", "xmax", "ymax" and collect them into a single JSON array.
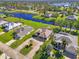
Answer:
[
  {"xmin": 32, "ymin": 28, "xmax": 52, "ymax": 41},
  {"xmin": 2, "ymin": 22, "xmax": 22, "ymax": 32},
  {"xmin": 0, "ymin": 18, "xmax": 7, "ymax": 26},
  {"xmin": 13, "ymin": 26, "xmax": 33, "ymax": 39},
  {"xmin": 49, "ymin": 3, "xmax": 71, "ymax": 7}
]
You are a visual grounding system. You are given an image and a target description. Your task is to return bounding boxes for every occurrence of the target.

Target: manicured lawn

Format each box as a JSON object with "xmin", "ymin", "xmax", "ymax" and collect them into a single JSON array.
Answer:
[
  {"xmin": 33, "ymin": 15, "xmax": 56, "ymax": 22},
  {"xmin": 4, "ymin": 17, "xmax": 51, "ymax": 29},
  {"xmin": 0, "ymin": 30, "xmax": 13, "ymax": 43},
  {"xmin": 20, "ymin": 45, "xmax": 32, "ymax": 55},
  {"xmin": 10, "ymin": 30, "xmax": 35, "ymax": 48},
  {"xmin": 4, "ymin": 17, "xmax": 54, "ymax": 49}
]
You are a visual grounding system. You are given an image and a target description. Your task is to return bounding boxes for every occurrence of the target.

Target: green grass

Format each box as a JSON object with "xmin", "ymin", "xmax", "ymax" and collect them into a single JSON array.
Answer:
[
  {"xmin": 0, "ymin": 51, "xmax": 2, "ymax": 55},
  {"xmin": 0, "ymin": 30, "xmax": 13, "ymax": 43},
  {"xmin": 78, "ymin": 35, "xmax": 79, "ymax": 46},
  {"xmin": 3, "ymin": 17, "xmax": 54, "ymax": 49},
  {"xmin": 33, "ymin": 15, "xmax": 56, "ymax": 22},
  {"xmin": 4, "ymin": 17, "xmax": 51, "ymax": 29},
  {"xmin": 20, "ymin": 46, "xmax": 32, "ymax": 55},
  {"xmin": 0, "ymin": 14, "xmax": 6, "ymax": 18},
  {"xmin": 33, "ymin": 39, "xmax": 51, "ymax": 59},
  {"xmin": 10, "ymin": 30, "xmax": 35, "ymax": 48}
]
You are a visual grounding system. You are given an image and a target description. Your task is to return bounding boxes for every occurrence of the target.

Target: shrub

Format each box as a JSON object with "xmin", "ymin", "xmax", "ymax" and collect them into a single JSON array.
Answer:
[
  {"xmin": 53, "ymin": 28, "xmax": 61, "ymax": 33},
  {"xmin": 70, "ymin": 31, "xmax": 78, "ymax": 35}
]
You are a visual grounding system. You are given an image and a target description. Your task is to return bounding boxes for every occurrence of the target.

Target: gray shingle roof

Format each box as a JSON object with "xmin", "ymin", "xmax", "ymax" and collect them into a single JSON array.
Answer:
[{"xmin": 16, "ymin": 26, "xmax": 33, "ymax": 38}]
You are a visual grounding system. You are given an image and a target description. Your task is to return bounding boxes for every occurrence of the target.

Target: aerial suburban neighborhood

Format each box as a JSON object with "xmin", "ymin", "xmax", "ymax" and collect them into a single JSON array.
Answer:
[{"xmin": 0, "ymin": 0, "xmax": 79, "ymax": 59}]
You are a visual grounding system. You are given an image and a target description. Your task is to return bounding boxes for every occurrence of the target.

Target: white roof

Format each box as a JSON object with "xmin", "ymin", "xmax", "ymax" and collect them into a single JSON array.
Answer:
[{"xmin": 5, "ymin": 22, "xmax": 22, "ymax": 30}]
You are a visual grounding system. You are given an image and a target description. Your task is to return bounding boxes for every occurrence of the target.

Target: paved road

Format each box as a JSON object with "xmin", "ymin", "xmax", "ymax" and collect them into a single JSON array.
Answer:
[
  {"xmin": 0, "ymin": 39, "xmax": 16, "ymax": 59},
  {"xmin": 0, "ymin": 42, "xmax": 25, "ymax": 59}
]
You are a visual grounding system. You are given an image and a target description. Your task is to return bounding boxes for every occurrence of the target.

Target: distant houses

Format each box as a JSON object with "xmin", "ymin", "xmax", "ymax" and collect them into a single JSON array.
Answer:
[
  {"xmin": 32, "ymin": 28, "xmax": 52, "ymax": 41},
  {"xmin": 0, "ymin": 18, "xmax": 7, "ymax": 26},
  {"xmin": 0, "ymin": 7, "xmax": 6, "ymax": 10},
  {"xmin": 49, "ymin": 3, "xmax": 71, "ymax": 7},
  {"xmin": 44, "ymin": 13, "xmax": 52, "ymax": 18},
  {"xmin": 60, "ymin": 11, "xmax": 68, "ymax": 15},
  {"xmin": 66, "ymin": 15, "xmax": 77, "ymax": 21},
  {"xmin": 13, "ymin": 26, "xmax": 33, "ymax": 39},
  {"xmin": 2, "ymin": 22, "xmax": 22, "ymax": 32}
]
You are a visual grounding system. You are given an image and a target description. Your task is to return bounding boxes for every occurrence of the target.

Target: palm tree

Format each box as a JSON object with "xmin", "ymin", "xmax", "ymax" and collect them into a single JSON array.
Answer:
[
  {"xmin": 55, "ymin": 19, "xmax": 64, "ymax": 30},
  {"xmin": 62, "ymin": 39, "xmax": 67, "ymax": 51},
  {"xmin": 74, "ymin": 20, "xmax": 79, "ymax": 33}
]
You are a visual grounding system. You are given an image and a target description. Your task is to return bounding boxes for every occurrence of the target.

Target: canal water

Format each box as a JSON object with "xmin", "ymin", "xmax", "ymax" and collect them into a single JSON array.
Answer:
[{"xmin": 12, "ymin": 13, "xmax": 54, "ymax": 25}]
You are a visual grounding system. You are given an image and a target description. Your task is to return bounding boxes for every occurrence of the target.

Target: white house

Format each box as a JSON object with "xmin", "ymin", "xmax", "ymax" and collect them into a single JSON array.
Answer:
[
  {"xmin": 0, "ymin": 19, "xmax": 7, "ymax": 25},
  {"xmin": 3, "ymin": 22, "xmax": 22, "ymax": 32}
]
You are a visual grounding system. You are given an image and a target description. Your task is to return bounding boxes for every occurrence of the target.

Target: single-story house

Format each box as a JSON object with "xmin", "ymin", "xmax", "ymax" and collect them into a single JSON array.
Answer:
[
  {"xmin": 53, "ymin": 32, "xmax": 77, "ymax": 59},
  {"xmin": 0, "ymin": 7, "xmax": 6, "ymax": 10},
  {"xmin": 0, "ymin": 18, "xmax": 7, "ymax": 26},
  {"xmin": 49, "ymin": 3, "xmax": 70, "ymax": 7},
  {"xmin": 44, "ymin": 13, "xmax": 52, "ymax": 18},
  {"xmin": 66, "ymin": 15, "xmax": 77, "ymax": 21},
  {"xmin": 3, "ymin": 22, "xmax": 22, "ymax": 32},
  {"xmin": 13, "ymin": 26, "xmax": 33, "ymax": 39},
  {"xmin": 32, "ymin": 28, "xmax": 52, "ymax": 41},
  {"xmin": 60, "ymin": 11, "xmax": 68, "ymax": 15}
]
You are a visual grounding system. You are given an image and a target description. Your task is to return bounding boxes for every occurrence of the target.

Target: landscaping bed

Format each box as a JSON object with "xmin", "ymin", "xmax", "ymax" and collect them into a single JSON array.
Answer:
[{"xmin": 20, "ymin": 44, "xmax": 32, "ymax": 55}]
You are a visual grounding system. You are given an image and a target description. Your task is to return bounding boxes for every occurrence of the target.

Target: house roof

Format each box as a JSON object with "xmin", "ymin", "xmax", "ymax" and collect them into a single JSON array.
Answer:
[
  {"xmin": 67, "ymin": 15, "xmax": 77, "ymax": 20},
  {"xmin": 16, "ymin": 26, "xmax": 33, "ymax": 37},
  {"xmin": 37, "ymin": 28, "xmax": 52, "ymax": 38},
  {"xmin": 0, "ymin": 18, "xmax": 7, "ymax": 25},
  {"xmin": 66, "ymin": 45, "xmax": 77, "ymax": 55},
  {"xmin": 4, "ymin": 22, "xmax": 22, "ymax": 30}
]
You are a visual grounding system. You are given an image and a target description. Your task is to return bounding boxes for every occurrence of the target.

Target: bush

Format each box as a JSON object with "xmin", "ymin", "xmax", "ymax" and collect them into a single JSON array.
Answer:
[
  {"xmin": 70, "ymin": 31, "xmax": 78, "ymax": 35},
  {"xmin": 65, "ymin": 29, "xmax": 70, "ymax": 33},
  {"xmin": 53, "ymin": 28, "xmax": 61, "ymax": 33}
]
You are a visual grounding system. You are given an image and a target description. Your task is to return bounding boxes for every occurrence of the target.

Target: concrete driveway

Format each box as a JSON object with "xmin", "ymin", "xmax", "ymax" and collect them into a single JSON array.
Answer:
[
  {"xmin": 0, "ymin": 42, "xmax": 25, "ymax": 59},
  {"xmin": 26, "ymin": 38, "xmax": 43, "ymax": 59}
]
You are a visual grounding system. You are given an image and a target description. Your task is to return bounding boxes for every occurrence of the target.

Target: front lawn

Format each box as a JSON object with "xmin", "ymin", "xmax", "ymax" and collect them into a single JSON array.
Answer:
[
  {"xmin": 0, "ymin": 30, "xmax": 13, "ymax": 43},
  {"xmin": 10, "ymin": 30, "xmax": 35, "ymax": 48},
  {"xmin": 20, "ymin": 45, "xmax": 32, "ymax": 55}
]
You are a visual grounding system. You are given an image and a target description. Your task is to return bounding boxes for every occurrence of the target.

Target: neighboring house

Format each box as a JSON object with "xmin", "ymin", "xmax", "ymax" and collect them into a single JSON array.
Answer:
[
  {"xmin": 32, "ymin": 28, "xmax": 52, "ymax": 41},
  {"xmin": 44, "ymin": 13, "xmax": 52, "ymax": 18},
  {"xmin": 76, "ymin": 6, "xmax": 79, "ymax": 9},
  {"xmin": 3, "ymin": 22, "xmax": 22, "ymax": 32},
  {"xmin": 14, "ymin": 26, "xmax": 33, "ymax": 39},
  {"xmin": 49, "ymin": 3, "xmax": 70, "ymax": 7},
  {"xmin": 54, "ymin": 32, "xmax": 77, "ymax": 59},
  {"xmin": 66, "ymin": 15, "xmax": 77, "ymax": 21},
  {"xmin": 0, "ymin": 7, "xmax": 6, "ymax": 10},
  {"xmin": 60, "ymin": 11, "xmax": 68, "ymax": 15},
  {"xmin": 0, "ymin": 18, "xmax": 7, "ymax": 26}
]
